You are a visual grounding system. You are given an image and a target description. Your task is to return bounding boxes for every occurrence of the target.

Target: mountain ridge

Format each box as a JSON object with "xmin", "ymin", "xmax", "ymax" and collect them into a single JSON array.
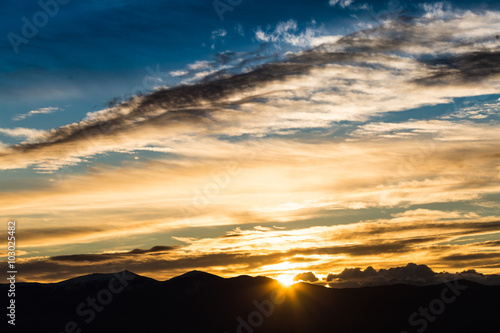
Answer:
[
  {"xmin": 2, "ymin": 270, "xmax": 499, "ymax": 332},
  {"xmin": 7, "ymin": 269, "xmax": 497, "ymax": 288}
]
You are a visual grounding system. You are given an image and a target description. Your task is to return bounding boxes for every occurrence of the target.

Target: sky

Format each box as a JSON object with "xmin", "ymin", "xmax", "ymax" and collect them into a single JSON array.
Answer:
[{"xmin": 1, "ymin": 0, "xmax": 500, "ymax": 284}]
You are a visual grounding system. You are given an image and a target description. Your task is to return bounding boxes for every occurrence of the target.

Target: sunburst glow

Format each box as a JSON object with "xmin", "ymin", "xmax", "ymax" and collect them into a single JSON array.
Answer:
[{"xmin": 276, "ymin": 274, "xmax": 297, "ymax": 287}]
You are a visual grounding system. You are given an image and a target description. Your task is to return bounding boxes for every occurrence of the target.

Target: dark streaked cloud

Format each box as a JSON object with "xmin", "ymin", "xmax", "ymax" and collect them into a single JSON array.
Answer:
[
  {"xmin": 441, "ymin": 252, "xmax": 500, "ymax": 261},
  {"xmin": 326, "ymin": 263, "xmax": 435, "ymax": 282},
  {"xmin": 325, "ymin": 263, "xmax": 500, "ymax": 287},
  {"xmin": 415, "ymin": 51, "xmax": 500, "ymax": 85},
  {"xmin": 51, "ymin": 245, "xmax": 178, "ymax": 263},
  {"xmin": 20, "ymin": 226, "xmax": 106, "ymax": 242},
  {"xmin": 284, "ymin": 237, "xmax": 438, "ymax": 258},
  {"xmin": 293, "ymin": 271, "xmax": 319, "ymax": 282}
]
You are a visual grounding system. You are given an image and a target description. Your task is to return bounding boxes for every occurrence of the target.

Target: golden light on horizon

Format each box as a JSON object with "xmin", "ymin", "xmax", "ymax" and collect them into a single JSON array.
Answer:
[{"xmin": 276, "ymin": 274, "xmax": 297, "ymax": 287}]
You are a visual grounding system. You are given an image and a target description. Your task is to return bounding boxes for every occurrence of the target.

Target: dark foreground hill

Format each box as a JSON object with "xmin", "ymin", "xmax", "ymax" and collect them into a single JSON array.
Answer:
[{"xmin": 2, "ymin": 270, "xmax": 499, "ymax": 333}]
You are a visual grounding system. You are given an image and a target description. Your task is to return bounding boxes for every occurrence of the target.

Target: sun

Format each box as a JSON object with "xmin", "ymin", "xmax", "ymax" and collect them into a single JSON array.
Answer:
[{"xmin": 276, "ymin": 274, "xmax": 296, "ymax": 287}]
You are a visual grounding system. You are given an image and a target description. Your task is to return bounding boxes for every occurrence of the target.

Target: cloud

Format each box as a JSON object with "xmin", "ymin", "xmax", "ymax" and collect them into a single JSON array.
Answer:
[
  {"xmin": 352, "ymin": 120, "xmax": 500, "ymax": 142},
  {"xmin": 211, "ymin": 28, "xmax": 227, "ymax": 39},
  {"xmin": 51, "ymin": 245, "xmax": 178, "ymax": 262},
  {"xmin": 329, "ymin": 0, "xmax": 354, "ymax": 8},
  {"xmin": 326, "ymin": 263, "xmax": 434, "ymax": 282},
  {"xmin": 13, "ymin": 107, "xmax": 61, "ymax": 121},
  {"xmin": 294, "ymin": 271, "xmax": 319, "ymax": 282},
  {"xmin": 416, "ymin": 51, "xmax": 500, "ymax": 85},
  {"xmin": 187, "ymin": 60, "xmax": 214, "ymax": 70},
  {"xmin": 0, "ymin": 127, "xmax": 47, "ymax": 141},
  {"xmin": 254, "ymin": 19, "xmax": 321, "ymax": 47},
  {"xmin": 421, "ymin": 1, "xmax": 454, "ymax": 19},
  {"xmin": 441, "ymin": 252, "xmax": 500, "ymax": 262},
  {"xmin": 325, "ymin": 263, "xmax": 500, "ymax": 287},
  {"xmin": 0, "ymin": 12, "xmax": 499, "ymax": 173},
  {"xmin": 170, "ymin": 70, "xmax": 189, "ymax": 77}
]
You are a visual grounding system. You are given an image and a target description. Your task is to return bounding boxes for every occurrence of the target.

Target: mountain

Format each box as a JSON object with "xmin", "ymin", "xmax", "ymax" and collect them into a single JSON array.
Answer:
[{"xmin": 2, "ymin": 270, "xmax": 499, "ymax": 333}]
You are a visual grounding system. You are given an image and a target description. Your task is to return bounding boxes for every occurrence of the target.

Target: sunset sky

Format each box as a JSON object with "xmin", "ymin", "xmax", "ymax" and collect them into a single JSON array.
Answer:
[{"xmin": 1, "ymin": 0, "xmax": 500, "ymax": 284}]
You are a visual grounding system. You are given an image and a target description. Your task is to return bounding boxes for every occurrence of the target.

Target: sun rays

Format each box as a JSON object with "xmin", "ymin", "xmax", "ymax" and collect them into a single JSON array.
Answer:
[{"xmin": 276, "ymin": 274, "xmax": 298, "ymax": 287}]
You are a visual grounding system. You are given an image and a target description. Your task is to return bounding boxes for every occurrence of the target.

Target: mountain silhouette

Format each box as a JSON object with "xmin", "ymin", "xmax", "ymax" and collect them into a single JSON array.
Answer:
[{"xmin": 2, "ymin": 270, "xmax": 499, "ymax": 332}]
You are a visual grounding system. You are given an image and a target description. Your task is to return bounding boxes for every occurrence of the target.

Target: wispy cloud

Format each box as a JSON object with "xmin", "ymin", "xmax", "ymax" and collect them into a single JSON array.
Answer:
[
  {"xmin": 421, "ymin": 1, "xmax": 454, "ymax": 19},
  {"xmin": 254, "ymin": 19, "xmax": 320, "ymax": 47},
  {"xmin": 0, "ymin": 127, "xmax": 47, "ymax": 141},
  {"xmin": 329, "ymin": 0, "xmax": 354, "ymax": 8},
  {"xmin": 211, "ymin": 28, "xmax": 227, "ymax": 39},
  {"xmin": 12, "ymin": 106, "xmax": 61, "ymax": 121}
]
